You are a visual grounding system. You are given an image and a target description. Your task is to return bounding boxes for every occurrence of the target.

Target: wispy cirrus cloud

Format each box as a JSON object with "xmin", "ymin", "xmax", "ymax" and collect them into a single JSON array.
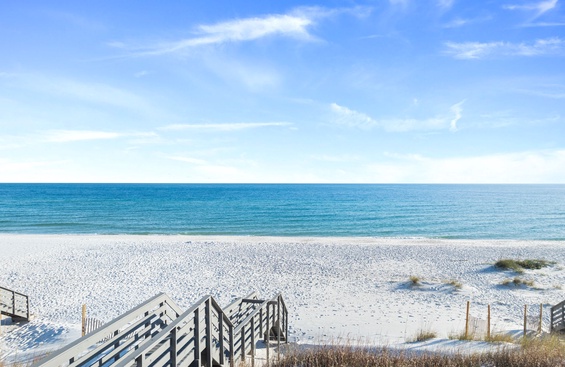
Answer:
[
  {"xmin": 151, "ymin": 15, "xmax": 312, "ymax": 55},
  {"xmin": 159, "ymin": 122, "xmax": 292, "ymax": 132},
  {"xmin": 437, "ymin": 0, "xmax": 455, "ymax": 10},
  {"xmin": 330, "ymin": 102, "xmax": 464, "ymax": 132},
  {"xmin": 444, "ymin": 37, "xmax": 565, "ymax": 59},
  {"xmin": 503, "ymin": 0, "xmax": 558, "ymax": 19},
  {"xmin": 1, "ymin": 72, "xmax": 152, "ymax": 112},
  {"xmin": 443, "ymin": 15, "xmax": 492, "ymax": 28},
  {"xmin": 43, "ymin": 130, "xmax": 157, "ymax": 143},
  {"xmin": 113, "ymin": 6, "xmax": 367, "ymax": 56}
]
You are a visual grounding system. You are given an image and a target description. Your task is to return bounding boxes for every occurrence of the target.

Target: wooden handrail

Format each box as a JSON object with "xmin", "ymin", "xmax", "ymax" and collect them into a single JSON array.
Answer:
[{"xmin": 32, "ymin": 292, "xmax": 288, "ymax": 367}]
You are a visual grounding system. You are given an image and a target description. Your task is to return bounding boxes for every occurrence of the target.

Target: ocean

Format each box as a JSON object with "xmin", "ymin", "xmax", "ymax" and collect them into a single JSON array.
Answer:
[{"xmin": 0, "ymin": 184, "xmax": 564, "ymax": 239}]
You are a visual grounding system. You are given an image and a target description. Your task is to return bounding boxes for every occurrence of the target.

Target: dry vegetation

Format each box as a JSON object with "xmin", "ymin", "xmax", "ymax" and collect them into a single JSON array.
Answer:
[
  {"xmin": 495, "ymin": 259, "xmax": 554, "ymax": 273},
  {"xmin": 411, "ymin": 328, "xmax": 437, "ymax": 342},
  {"xmin": 273, "ymin": 335, "xmax": 565, "ymax": 367},
  {"xmin": 501, "ymin": 277, "xmax": 535, "ymax": 287}
]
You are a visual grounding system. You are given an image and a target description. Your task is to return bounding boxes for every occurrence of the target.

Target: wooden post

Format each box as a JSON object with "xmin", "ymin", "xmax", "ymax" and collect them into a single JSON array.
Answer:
[
  {"xmin": 251, "ymin": 317, "xmax": 256, "ymax": 367},
  {"xmin": 277, "ymin": 296, "xmax": 281, "ymax": 363},
  {"xmin": 465, "ymin": 301, "xmax": 470, "ymax": 339},
  {"xmin": 266, "ymin": 303, "xmax": 270, "ymax": 367},
  {"xmin": 539, "ymin": 303, "xmax": 543, "ymax": 333},
  {"xmin": 487, "ymin": 304, "xmax": 491, "ymax": 340},
  {"xmin": 194, "ymin": 307, "xmax": 200, "ymax": 367},
  {"xmin": 81, "ymin": 304, "xmax": 87, "ymax": 337},
  {"xmin": 205, "ymin": 299, "xmax": 212, "ymax": 367},
  {"xmin": 523, "ymin": 305, "xmax": 527, "ymax": 338}
]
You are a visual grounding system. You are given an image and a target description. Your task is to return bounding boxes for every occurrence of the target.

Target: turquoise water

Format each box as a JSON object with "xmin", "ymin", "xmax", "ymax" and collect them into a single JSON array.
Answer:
[{"xmin": 0, "ymin": 184, "xmax": 564, "ymax": 239}]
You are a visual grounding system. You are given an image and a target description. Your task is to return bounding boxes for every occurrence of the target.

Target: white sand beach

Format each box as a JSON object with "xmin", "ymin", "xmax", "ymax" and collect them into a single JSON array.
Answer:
[{"xmin": 1, "ymin": 234, "xmax": 565, "ymax": 362}]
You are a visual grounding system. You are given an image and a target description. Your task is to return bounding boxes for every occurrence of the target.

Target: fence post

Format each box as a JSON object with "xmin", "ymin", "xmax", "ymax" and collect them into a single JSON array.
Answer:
[
  {"xmin": 465, "ymin": 301, "xmax": 470, "ymax": 339},
  {"xmin": 487, "ymin": 304, "xmax": 491, "ymax": 340},
  {"xmin": 539, "ymin": 304, "xmax": 543, "ymax": 333},
  {"xmin": 81, "ymin": 304, "xmax": 87, "ymax": 337},
  {"xmin": 523, "ymin": 305, "xmax": 527, "ymax": 338}
]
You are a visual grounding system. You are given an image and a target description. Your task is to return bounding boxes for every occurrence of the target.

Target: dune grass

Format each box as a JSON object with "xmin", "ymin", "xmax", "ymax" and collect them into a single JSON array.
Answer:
[
  {"xmin": 273, "ymin": 336, "xmax": 565, "ymax": 367},
  {"xmin": 500, "ymin": 277, "xmax": 535, "ymax": 287},
  {"xmin": 410, "ymin": 328, "xmax": 437, "ymax": 342},
  {"xmin": 495, "ymin": 259, "xmax": 554, "ymax": 273},
  {"xmin": 409, "ymin": 276, "xmax": 421, "ymax": 286}
]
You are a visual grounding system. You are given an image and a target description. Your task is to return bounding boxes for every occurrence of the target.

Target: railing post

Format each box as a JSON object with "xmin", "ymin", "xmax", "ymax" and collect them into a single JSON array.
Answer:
[
  {"xmin": 12, "ymin": 291, "xmax": 15, "ymax": 316},
  {"xmin": 241, "ymin": 325, "xmax": 246, "ymax": 362},
  {"xmin": 26, "ymin": 295, "xmax": 30, "ymax": 321},
  {"xmin": 229, "ymin": 323, "xmax": 235, "ymax": 367},
  {"xmin": 551, "ymin": 305, "xmax": 554, "ymax": 332},
  {"xmin": 260, "ymin": 308, "xmax": 263, "ymax": 337},
  {"xmin": 266, "ymin": 303, "xmax": 270, "ymax": 367},
  {"xmin": 206, "ymin": 299, "xmax": 213, "ymax": 367},
  {"xmin": 170, "ymin": 327, "xmax": 178, "ymax": 366},
  {"xmin": 251, "ymin": 317, "xmax": 256, "ymax": 367},
  {"xmin": 194, "ymin": 307, "xmax": 201, "ymax": 367},
  {"xmin": 277, "ymin": 296, "xmax": 281, "ymax": 363},
  {"xmin": 219, "ymin": 309, "xmax": 225, "ymax": 365}
]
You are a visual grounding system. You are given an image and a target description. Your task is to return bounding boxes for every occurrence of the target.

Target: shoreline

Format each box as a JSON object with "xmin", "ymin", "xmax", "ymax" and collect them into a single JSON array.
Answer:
[
  {"xmin": 0, "ymin": 233, "xmax": 563, "ymax": 245},
  {"xmin": 1, "ymin": 234, "xmax": 565, "ymax": 361}
]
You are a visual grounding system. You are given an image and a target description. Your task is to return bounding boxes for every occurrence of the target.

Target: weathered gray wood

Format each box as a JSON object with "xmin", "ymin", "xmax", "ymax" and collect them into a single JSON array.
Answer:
[
  {"xmin": 0, "ymin": 286, "xmax": 30, "ymax": 321},
  {"xmin": 33, "ymin": 292, "xmax": 288, "ymax": 367}
]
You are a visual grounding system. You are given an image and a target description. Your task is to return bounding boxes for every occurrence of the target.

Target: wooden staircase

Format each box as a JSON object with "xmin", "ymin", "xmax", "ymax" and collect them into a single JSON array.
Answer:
[
  {"xmin": 0, "ymin": 286, "xmax": 30, "ymax": 322},
  {"xmin": 32, "ymin": 292, "xmax": 289, "ymax": 367}
]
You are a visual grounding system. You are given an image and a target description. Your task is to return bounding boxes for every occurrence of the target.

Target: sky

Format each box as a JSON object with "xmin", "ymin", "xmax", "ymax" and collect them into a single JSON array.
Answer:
[{"xmin": 1, "ymin": 0, "xmax": 564, "ymax": 183}]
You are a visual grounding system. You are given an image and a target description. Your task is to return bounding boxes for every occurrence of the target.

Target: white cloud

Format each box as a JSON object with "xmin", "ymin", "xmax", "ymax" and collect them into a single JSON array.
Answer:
[
  {"xmin": 367, "ymin": 149, "xmax": 565, "ymax": 183},
  {"xmin": 330, "ymin": 102, "xmax": 464, "ymax": 132},
  {"xmin": 112, "ymin": 6, "xmax": 369, "ymax": 56},
  {"xmin": 4, "ymin": 73, "xmax": 151, "ymax": 112},
  {"xmin": 503, "ymin": 0, "xmax": 558, "ymax": 19},
  {"xmin": 129, "ymin": 14, "xmax": 315, "ymax": 56},
  {"xmin": 444, "ymin": 37, "xmax": 565, "ymax": 59},
  {"xmin": 43, "ymin": 130, "xmax": 157, "ymax": 143},
  {"xmin": 449, "ymin": 100, "xmax": 464, "ymax": 131},
  {"xmin": 330, "ymin": 103, "xmax": 379, "ymax": 129},
  {"xmin": 437, "ymin": 0, "xmax": 455, "ymax": 10},
  {"xmin": 159, "ymin": 122, "xmax": 292, "ymax": 132},
  {"xmin": 443, "ymin": 15, "xmax": 492, "ymax": 28}
]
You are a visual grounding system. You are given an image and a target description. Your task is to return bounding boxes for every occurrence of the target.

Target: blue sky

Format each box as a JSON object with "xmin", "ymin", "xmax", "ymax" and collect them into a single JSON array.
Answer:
[{"xmin": 1, "ymin": 0, "xmax": 564, "ymax": 183}]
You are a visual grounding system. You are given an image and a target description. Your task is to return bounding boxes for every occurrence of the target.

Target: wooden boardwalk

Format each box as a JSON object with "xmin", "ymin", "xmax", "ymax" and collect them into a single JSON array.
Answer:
[
  {"xmin": 32, "ymin": 292, "xmax": 288, "ymax": 367},
  {"xmin": 551, "ymin": 300, "xmax": 565, "ymax": 333},
  {"xmin": 0, "ymin": 286, "xmax": 30, "ymax": 322}
]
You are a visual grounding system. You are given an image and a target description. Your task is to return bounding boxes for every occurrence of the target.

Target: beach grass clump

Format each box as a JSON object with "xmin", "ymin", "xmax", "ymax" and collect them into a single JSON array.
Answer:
[
  {"xmin": 501, "ymin": 277, "xmax": 535, "ymax": 287},
  {"xmin": 271, "ymin": 341, "xmax": 565, "ymax": 367},
  {"xmin": 447, "ymin": 279, "xmax": 462, "ymax": 289},
  {"xmin": 485, "ymin": 332, "xmax": 515, "ymax": 343},
  {"xmin": 409, "ymin": 275, "xmax": 421, "ymax": 286},
  {"xmin": 411, "ymin": 328, "xmax": 437, "ymax": 342},
  {"xmin": 495, "ymin": 259, "xmax": 554, "ymax": 273},
  {"xmin": 495, "ymin": 259, "xmax": 524, "ymax": 273},
  {"xmin": 448, "ymin": 330, "xmax": 475, "ymax": 341}
]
